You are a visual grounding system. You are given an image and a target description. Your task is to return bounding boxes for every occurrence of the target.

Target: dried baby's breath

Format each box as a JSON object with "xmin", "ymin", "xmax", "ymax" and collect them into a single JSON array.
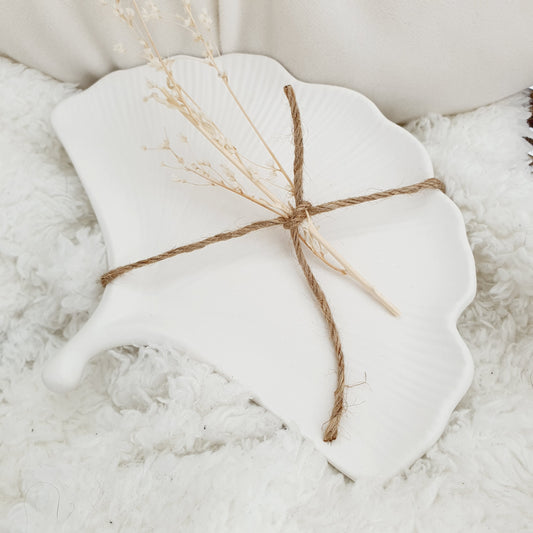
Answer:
[
  {"xmin": 141, "ymin": 0, "xmax": 161, "ymax": 20},
  {"xmin": 104, "ymin": 0, "xmax": 397, "ymax": 313},
  {"xmin": 113, "ymin": 42, "xmax": 126, "ymax": 54}
]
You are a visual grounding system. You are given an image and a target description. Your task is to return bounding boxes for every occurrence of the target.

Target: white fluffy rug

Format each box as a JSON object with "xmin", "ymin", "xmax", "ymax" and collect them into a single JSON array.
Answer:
[{"xmin": 1, "ymin": 57, "xmax": 532, "ymax": 532}]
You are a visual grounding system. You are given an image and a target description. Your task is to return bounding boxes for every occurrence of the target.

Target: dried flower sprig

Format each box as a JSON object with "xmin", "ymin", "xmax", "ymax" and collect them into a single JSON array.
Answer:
[
  {"xmin": 175, "ymin": 1, "xmax": 294, "ymax": 191},
  {"xmin": 305, "ymin": 213, "xmax": 400, "ymax": 316},
  {"xmin": 107, "ymin": 0, "xmax": 399, "ymax": 316}
]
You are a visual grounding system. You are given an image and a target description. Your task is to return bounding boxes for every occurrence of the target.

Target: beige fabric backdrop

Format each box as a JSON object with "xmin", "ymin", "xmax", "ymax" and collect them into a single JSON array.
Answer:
[{"xmin": 2, "ymin": 0, "xmax": 533, "ymax": 123}]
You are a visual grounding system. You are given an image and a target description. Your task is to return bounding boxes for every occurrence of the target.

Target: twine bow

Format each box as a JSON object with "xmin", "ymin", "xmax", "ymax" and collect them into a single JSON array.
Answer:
[{"xmin": 101, "ymin": 85, "xmax": 445, "ymax": 442}]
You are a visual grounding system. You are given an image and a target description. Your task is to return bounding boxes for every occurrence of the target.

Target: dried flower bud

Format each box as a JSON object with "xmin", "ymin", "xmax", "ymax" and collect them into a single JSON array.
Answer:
[
  {"xmin": 113, "ymin": 42, "xmax": 126, "ymax": 54},
  {"xmin": 199, "ymin": 8, "xmax": 212, "ymax": 30}
]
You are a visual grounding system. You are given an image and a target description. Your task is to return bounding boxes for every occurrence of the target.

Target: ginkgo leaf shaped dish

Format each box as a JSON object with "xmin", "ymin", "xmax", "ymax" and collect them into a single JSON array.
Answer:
[{"xmin": 43, "ymin": 53, "xmax": 476, "ymax": 480}]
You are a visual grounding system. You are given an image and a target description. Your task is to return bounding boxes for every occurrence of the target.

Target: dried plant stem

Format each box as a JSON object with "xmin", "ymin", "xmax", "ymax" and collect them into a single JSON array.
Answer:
[
  {"xmin": 175, "ymin": 162, "xmax": 284, "ymax": 215},
  {"xmin": 219, "ymin": 79, "xmax": 294, "ymax": 189},
  {"xmin": 131, "ymin": 0, "xmax": 290, "ymax": 215},
  {"xmin": 174, "ymin": 84, "xmax": 290, "ymax": 213},
  {"xmin": 298, "ymin": 233, "xmax": 346, "ymax": 274},
  {"xmin": 180, "ymin": 2, "xmax": 294, "ymax": 191},
  {"xmin": 305, "ymin": 213, "xmax": 400, "ymax": 317},
  {"xmin": 172, "ymin": 113, "xmax": 290, "ymax": 213},
  {"xmin": 126, "ymin": 0, "xmax": 398, "ymax": 318}
]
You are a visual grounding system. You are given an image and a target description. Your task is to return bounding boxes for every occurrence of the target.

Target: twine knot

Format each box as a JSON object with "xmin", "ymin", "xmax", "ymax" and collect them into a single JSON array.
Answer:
[{"xmin": 283, "ymin": 201, "xmax": 312, "ymax": 230}]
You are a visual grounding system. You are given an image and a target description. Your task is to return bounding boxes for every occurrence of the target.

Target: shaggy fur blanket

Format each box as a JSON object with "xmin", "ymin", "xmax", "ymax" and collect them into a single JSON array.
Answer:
[{"xmin": 0, "ymin": 57, "xmax": 532, "ymax": 532}]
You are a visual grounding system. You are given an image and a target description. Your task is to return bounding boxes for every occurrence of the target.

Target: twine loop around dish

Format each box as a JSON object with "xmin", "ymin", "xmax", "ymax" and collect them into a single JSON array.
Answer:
[{"xmin": 100, "ymin": 84, "xmax": 445, "ymax": 442}]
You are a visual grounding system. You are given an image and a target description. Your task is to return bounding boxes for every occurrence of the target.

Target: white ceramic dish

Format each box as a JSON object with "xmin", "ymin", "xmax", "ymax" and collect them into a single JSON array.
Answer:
[{"xmin": 43, "ymin": 53, "xmax": 476, "ymax": 480}]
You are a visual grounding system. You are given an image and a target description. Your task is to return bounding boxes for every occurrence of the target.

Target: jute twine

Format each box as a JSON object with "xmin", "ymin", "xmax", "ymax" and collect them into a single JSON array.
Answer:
[{"xmin": 101, "ymin": 85, "xmax": 445, "ymax": 442}]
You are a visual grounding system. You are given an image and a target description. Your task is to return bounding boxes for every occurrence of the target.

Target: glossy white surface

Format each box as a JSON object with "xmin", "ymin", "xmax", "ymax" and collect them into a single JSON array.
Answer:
[{"xmin": 43, "ymin": 54, "xmax": 476, "ymax": 480}]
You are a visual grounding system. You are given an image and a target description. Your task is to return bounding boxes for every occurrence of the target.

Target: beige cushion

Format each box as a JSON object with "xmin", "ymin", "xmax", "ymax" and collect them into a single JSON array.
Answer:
[{"xmin": 2, "ymin": 0, "xmax": 533, "ymax": 122}]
